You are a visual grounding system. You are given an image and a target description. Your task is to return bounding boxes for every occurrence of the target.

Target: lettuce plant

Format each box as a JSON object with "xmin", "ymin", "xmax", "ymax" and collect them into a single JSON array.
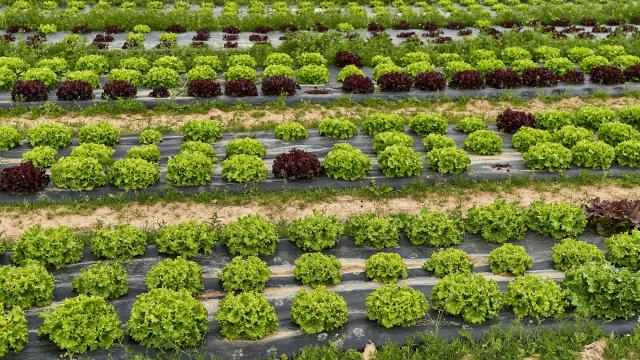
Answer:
[
  {"xmin": 51, "ymin": 156, "xmax": 107, "ymax": 190},
  {"xmin": 426, "ymin": 147, "xmax": 470, "ymax": 174},
  {"xmin": 365, "ymin": 252, "xmax": 408, "ymax": 283},
  {"xmin": 216, "ymin": 292, "xmax": 278, "ymax": 340},
  {"xmin": 0, "ymin": 261, "xmax": 54, "ymax": 308},
  {"xmin": 575, "ymin": 107, "xmax": 616, "ymax": 130},
  {"xmin": 138, "ymin": 129, "xmax": 162, "ymax": 144},
  {"xmin": 615, "ymin": 140, "xmax": 640, "ymax": 167},
  {"xmin": 552, "ymin": 125, "xmax": 594, "ymax": 148},
  {"xmin": 551, "ymin": 238, "xmax": 604, "ymax": 272},
  {"xmin": 272, "ymin": 148, "xmax": 321, "ymax": 180},
  {"xmin": 337, "ymin": 65, "xmax": 365, "ymax": 82},
  {"xmin": 226, "ymin": 137, "xmax": 266, "ymax": 158},
  {"xmin": 503, "ymin": 275, "xmax": 567, "ymax": 319},
  {"xmin": 262, "ymin": 76, "xmax": 298, "ymax": 96},
  {"xmin": 110, "ymin": 158, "xmax": 159, "ymax": 190},
  {"xmin": 72, "ymin": 262, "xmax": 129, "ymax": 299},
  {"xmin": 22, "ymin": 146, "xmax": 56, "ymax": 168},
  {"xmin": 183, "ymin": 119, "xmax": 222, "ymax": 142},
  {"xmin": 221, "ymin": 154, "xmax": 267, "ymax": 183},
  {"xmin": 65, "ymin": 70, "xmax": 100, "ymax": 88},
  {"xmin": 156, "ymin": 220, "xmax": 216, "ymax": 258},
  {"xmin": 496, "ymin": 109, "xmax": 536, "ymax": 134},
  {"xmin": 27, "ymin": 123, "xmax": 71, "ymax": 149},
  {"xmin": 75, "ymin": 54, "xmax": 109, "ymax": 74},
  {"xmin": 56, "ymin": 80, "xmax": 94, "ymax": 101},
  {"xmin": 90, "ymin": 224, "xmax": 147, "ymax": 260},
  {"xmin": 290, "ymin": 287, "xmax": 348, "ymax": 334},
  {"xmin": 605, "ymin": 229, "xmax": 640, "ymax": 270},
  {"xmin": 377, "ymin": 145, "xmax": 423, "ymax": 177},
  {"xmin": 456, "ymin": 117, "xmax": 485, "ymax": 133},
  {"xmin": 465, "ymin": 200, "xmax": 527, "ymax": 243},
  {"xmin": 128, "ymin": 289, "xmax": 208, "ymax": 349},
  {"xmin": 346, "ymin": 212, "xmax": 399, "ymax": 248},
  {"xmin": 107, "ymin": 68, "xmax": 142, "ymax": 87},
  {"xmin": 180, "ymin": 141, "xmax": 216, "ymax": 159},
  {"xmin": 70, "ymin": 143, "xmax": 114, "ymax": 167},
  {"xmin": 527, "ymin": 201, "xmax": 587, "ymax": 239},
  {"xmin": 0, "ymin": 67, "xmax": 17, "ymax": 91},
  {"xmin": 571, "ymin": 140, "xmax": 615, "ymax": 169},
  {"xmin": 11, "ymin": 81, "xmax": 48, "ymax": 102},
  {"xmin": 598, "ymin": 121, "xmax": 639, "ymax": 146},
  {"xmin": 287, "ymin": 212, "xmax": 343, "ymax": 252},
  {"xmin": 414, "ymin": 71, "xmax": 446, "ymax": 91},
  {"xmin": 463, "ymin": 130, "xmax": 503, "ymax": 155},
  {"xmin": 294, "ymin": 252, "xmax": 341, "ymax": 287},
  {"xmin": 296, "ymin": 65, "xmax": 330, "ymax": 84},
  {"xmin": 13, "ymin": 225, "xmax": 82, "ymax": 268},
  {"xmin": 366, "ymin": 285, "xmax": 428, "ymax": 328},
  {"xmin": 409, "ymin": 114, "xmax": 447, "ymax": 135},
  {"xmin": 535, "ymin": 110, "xmax": 574, "ymax": 130},
  {"xmin": 219, "ymin": 256, "xmax": 271, "ymax": 293},
  {"xmin": 0, "ymin": 125, "xmax": 22, "ymax": 151},
  {"xmin": 511, "ymin": 127, "xmax": 552, "ymax": 152},
  {"xmin": 146, "ymin": 257, "xmax": 203, "ymax": 296},
  {"xmin": 523, "ymin": 142, "xmax": 572, "ymax": 172},
  {"xmin": 423, "ymin": 248, "xmax": 473, "ymax": 278},
  {"xmin": 167, "ymin": 151, "xmax": 214, "ymax": 186},
  {"xmin": 488, "ymin": 243, "xmax": 533, "ymax": 276},
  {"xmin": 0, "ymin": 306, "xmax": 28, "ymax": 357},
  {"xmin": 361, "ymin": 113, "xmax": 404, "ymax": 135},
  {"xmin": 405, "ymin": 210, "xmax": 463, "ymax": 246},
  {"xmin": 372, "ymin": 131, "xmax": 413, "ymax": 154},
  {"xmin": 22, "ymin": 67, "xmax": 58, "ymax": 90},
  {"xmin": 319, "ymin": 118, "xmax": 356, "ymax": 139},
  {"xmin": 126, "ymin": 144, "xmax": 160, "ymax": 163},
  {"xmin": 144, "ymin": 67, "xmax": 181, "ymax": 88},
  {"xmin": 102, "ymin": 80, "xmax": 136, "ymax": 99},
  {"xmin": 78, "ymin": 121, "xmax": 120, "ymax": 146},
  {"xmin": 222, "ymin": 214, "xmax": 278, "ymax": 256},
  {"xmin": 39, "ymin": 295, "xmax": 123, "ymax": 353},
  {"xmin": 323, "ymin": 143, "xmax": 371, "ymax": 180},
  {"xmin": 275, "ymin": 122, "xmax": 308, "ymax": 141},
  {"xmin": 431, "ymin": 273, "xmax": 502, "ymax": 323}
]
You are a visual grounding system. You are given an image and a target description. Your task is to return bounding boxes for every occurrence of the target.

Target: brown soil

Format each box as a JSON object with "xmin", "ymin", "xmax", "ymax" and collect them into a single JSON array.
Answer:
[
  {"xmin": 362, "ymin": 343, "xmax": 376, "ymax": 360},
  {"xmin": 1, "ymin": 184, "xmax": 638, "ymax": 239},
  {"xmin": 580, "ymin": 339, "xmax": 608, "ymax": 360},
  {"xmin": 4, "ymin": 96, "xmax": 638, "ymax": 134}
]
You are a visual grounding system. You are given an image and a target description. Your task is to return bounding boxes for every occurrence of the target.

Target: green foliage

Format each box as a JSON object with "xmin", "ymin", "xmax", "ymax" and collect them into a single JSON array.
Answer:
[
  {"xmin": 527, "ymin": 201, "xmax": 587, "ymax": 239},
  {"xmin": 185, "ymin": 65, "xmax": 217, "ymax": 82},
  {"xmin": 365, "ymin": 252, "xmax": 408, "ymax": 283},
  {"xmin": 319, "ymin": 117, "xmax": 357, "ymax": 139},
  {"xmin": 296, "ymin": 64, "xmax": 330, "ymax": 84},
  {"xmin": 110, "ymin": 158, "xmax": 159, "ymax": 190},
  {"xmin": 503, "ymin": 275, "xmax": 567, "ymax": 319},
  {"xmin": 22, "ymin": 67, "xmax": 58, "ymax": 90},
  {"xmin": 465, "ymin": 200, "xmax": 527, "ymax": 244},
  {"xmin": 567, "ymin": 47, "xmax": 595, "ymax": 63},
  {"xmin": 563, "ymin": 261, "xmax": 640, "ymax": 320},
  {"xmin": 0, "ymin": 306, "xmax": 28, "ymax": 358},
  {"xmin": 264, "ymin": 53, "xmax": 293, "ymax": 67},
  {"xmin": 345, "ymin": 213, "xmax": 399, "ymax": 249},
  {"xmin": 221, "ymin": 154, "xmax": 268, "ymax": 183},
  {"xmin": 571, "ymin": 140, "xmax": 615, "ymax": 169},
  {"xmin": 575, "ymin": 107, "xmax": 616, "ymax": 130},
  {"xmin": 615, "ymin": 140, "xmax": 640, "ymax": 167},
  {"xmin": 552, "ymin": 125, "xmax": 594, "ymax": 148},
  {"xmin": 579, "ymin": 55, "xmax": 610, "ymax": 72},
  {"xmin": 511, "ymin": 59, "xmax": 538, "ymax": 74},
  {"xmin": 128, "ymin": 288, "xmax": 208, "ymax": 349},
  {"xmin": 225, "ymin": 65, "xmax": 258, "ymax": 83},
  {"xmin": 337, "ymin": 64, "xmax": 365, "ymax": 81},
  {"xmin": 422, "ymin": 133, "xmax": 456, "ymax": 153},
  {"xmin": 536, "ymin": 110, "xmax": 575, "ymax": 130},
  {"xmin": 501, "ymin": 47, "xmax": 532, "ymax": 64},
  {"xmin": 476, "ymin": 59, "xmax": 506, "ymax": 73},
  {"xmin": 27, "ymin": 123, "xmax": 71, "ymax": 149},
  {"xmin": 401, "ymin": 51, "xmax": 430, "ymax": 66},
  {"xmin": 182, "ymin": 119, "xmax": 222, "ymax": 142},
  {"xmin": 456, "ymin": 116, "xmax": 486, "ymax": 133},
  {"xmin": 108, "ymin": 68, "xmax": 143, "ymax": 87},
  {"xmin": 423, "ymin": 248, "xmax": 473, "ymax": 278},
  {"xmin": 373, "ymin": 63, "xmax": 404, "ymax": 80},
  {"xmin": 75, "ymin": 54, "xmax": 109, "ymax": 74},
  {"xmin": 222, "ymin": 214, "xmax": 278, "ymax": 256},
  {"xmin": 78, "ymin": 121, "xmax": 120, "ymax": 146},
  {"xmin": 138, "ymin": 129, "xmax": 162, "ymax": 144},
  {"xmin": 22, "ymin": 145, "xmax": 56, "ymax": 168},
  {"xmin": 443, "ymin": 61, "xmax": 474, "ymax": 78},
  {"xmin": 144, "ymin": 66, "xmax": 181, "ymax": 88},
  {"xmin": 180, "ymin": 141, "xmax": 216, "ymax": 159},
  {"xmin": 156, "ymin": 220, "xmax": 216, "ymax": 257},
  {"xmin": 13, "ymin": 225, "xmax": 82, "ymax": 269},
  {"xmin": 605, "ymin": 229, "xmax": 640, "ymax": 270},
  {"xmin": 220, "ymin": 256, "xmax": 271, "ymax": 293},
  {"xmin": 551, "ymin": 238, "xmax": 604, "ymax": 272},
  {"xmin": 463, "ymin": 130, "xmax": 503, "ymax": 155},
  {"xmin": 227, "ymin": 54, "xmax": 257, "ymax": 68},
  {"xmin": 226, "ymin": 137, "xmax": 266, "ymax": 158},
  {"xmin": 294, "ymin": 252, "xmax": 341, "ymax": 287},
  {"xmin": 274, "ymin": 122, "xmax": 308, "ymax": 141},
  {"xmin": 511, "ymin": 127, "xmax": 552, "ymax": 152},
  {"xmin": 153, "ymin": 56, "xmax": 186, "ymax": 73},
  {"xmin": 90, "ymin": 224, "xmax": 147, "ymax": 260},
  {"xmin": 290, "ymin": 287, "xmax": 348, "ymax": 334},
  {"xmin": 372, "ymin": 131, "xmax": 413, "ymax": 154},
  {"xmin": 215, "ymin": 292, "xmax": 278, "ymax": 340},
  {"xmin": 618, "ymin": 105, "xmax": 640, "ymax": 128},
  {"xmin": 426, "ymin": 147, "xmax": 470, "ymax": 174},
  {"xmin": 262, "ymin": 64, "xmax": 295, "ymax": 79},
  {"xmin": 544, "ymin": 57, "xmax": 575, "ymax": 74},
  {"xmin": 0, "ymin": 57, "xmax": 28, "ymax": 74},
  {"xmin": 70, "ymin": 143, "xmax": 114, "ymax": 167},
  {"xmin": 361, "ymin": 113, "xmax": 404, "ymax": 135},
  {"xmin": 65, "ymin": 70, "xmax": 100, "ymax": 88},
  {"xmin": 377, "ymin": 145, "xmax": 423, "ymax": 177},
  {"xmin": 597, "ymin": 121, "xmax": 639, "ymax": 146},
  {"xmin": 39, "ymin": 295, "xmax": 123, "ymax": 354},
  {"xmin": 120, "ymin": 57, "xmax": 151, "ymax": 73},
  {"xmin": 365, "ymin": 285, "xmax": 428, "ymax": 328},
  {"xmin": 409, "ymin": 114, "xmax": 448, "ymax": 135},
  {"xmin": 523, "ymin": 142, "xmax": 572, "ymax": 172},
  {"xmin": 287, "ymin": 212, "xmax": 343, "ymax": 252},
  {"xmin": 488, "ymin": 243, "xmax": 533, "ymax": 276},
  {"xmin": 126, "ymin": 144, "xmax": 160, "ymax": 163},
  {"xmin": 146, "ymin": 257, "xmax": 203, "ymax": 296},
  {"xmin": 0, "ymin": 125, "xmax": 22, "ymax": 151},
  {"xmin": 431, "ymin": 273, "xmax": 502, "ymax": 324},
  {"xmin": 51, "ymin": 156, "xmax": 108, "ymax": 190},
  {"xmin": 405, "ymin": 210, "xmax": 463, "ymax": 247},
  {"xmin": 167, "ymin": 151, "xmax": 214, "ymax": 186},
  {"xmin": 0, "ymin": 262, "xmax": 54, "ymax": 308},
  {"xmin": 0, "ymin": 67, "xmax": 17, "ymax": 92},
  {"xmin": 72, "ymin": 262, "xmax": 129, "ymax": 299},
  {"xmin": 323, "ymin": 143, "xmax": 371, "ymax": 180}
]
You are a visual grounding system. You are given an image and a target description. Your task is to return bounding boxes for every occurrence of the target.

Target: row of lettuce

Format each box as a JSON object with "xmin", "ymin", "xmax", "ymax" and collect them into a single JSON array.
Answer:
[
  {"xmin": 3, "ymin": 105, "xmax": 640, "ymax": 193},
  {"xmin": 1, "ymin": 0, "xmax": 639, "ymax": 32},
  {"xmin": 1, "ymin": 198, "xmax": 639, "ymax": 356},
  {"xmin": 4, "ymin": 43, "xmax": 640, "ymax": 101}
]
